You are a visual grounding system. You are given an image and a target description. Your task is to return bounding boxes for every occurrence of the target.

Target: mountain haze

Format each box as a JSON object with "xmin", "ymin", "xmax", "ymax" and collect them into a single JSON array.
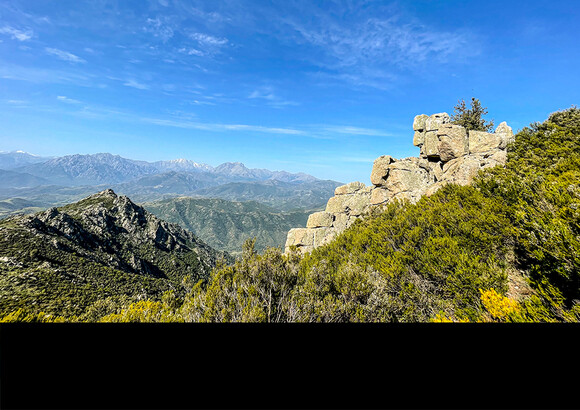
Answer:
[
  {"xmin": 193, "ymin": 179, "xmax": 341, "ymax": 211},
  {"xmin": 0, "ymin": 169, "xmax": 50, "ymax": 189},
  {"xmin": 0, "ymin": 152, "xmax": 341, "ymax": 217}
]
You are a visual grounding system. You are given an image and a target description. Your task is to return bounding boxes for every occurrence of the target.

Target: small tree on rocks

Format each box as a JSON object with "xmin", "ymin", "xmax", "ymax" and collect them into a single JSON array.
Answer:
[{"xmin": 451, "ymin": 97, "xmax": 495, "ymax": 132}]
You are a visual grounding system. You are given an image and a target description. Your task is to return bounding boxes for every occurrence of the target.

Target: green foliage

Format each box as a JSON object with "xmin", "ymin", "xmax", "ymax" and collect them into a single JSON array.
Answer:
[
  {"xmin": 179, "ymin": 239, "xmax": 300, "ymax": 322},
  {"xmin": 0, "ymin": 307, "xmax": 71, "ymax": 322},
  {"xmin": 451, "ymin": 97, "xmax": 495, "ymax": 131},
  {"xmin": 475, "ymin": 106, "xmax": 580, "ymax": 320},
  {"xmin": 143, "ymin": 197, "xmax": 312, "ymax": 256},
  {"xmin": 4, "ymin": 107, "xmax": 580, "ymax": 323},
  {"xmin": 295, "ymin": 184, "xmax": 512, "ymax": 322},
  {"xmin": 161, "ymin": 106, "xmax": 580, "ymax": 323},
  {"xmin": 98, "ymin": 291, "xmax": 184, "ymax": 322},
  {"xmin": 0, "ymin": 193, "xmax": 226, "ymax": 318}
]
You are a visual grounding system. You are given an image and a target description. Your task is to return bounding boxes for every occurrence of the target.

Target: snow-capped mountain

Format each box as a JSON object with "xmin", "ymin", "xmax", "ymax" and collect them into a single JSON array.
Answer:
[
  {"xmin": 0, "ymin": 151, "xmax": 50, "ymax": 170},
  {"xmin": 152, "ymin": 158, "xmax": 214, "ymax": 173}
]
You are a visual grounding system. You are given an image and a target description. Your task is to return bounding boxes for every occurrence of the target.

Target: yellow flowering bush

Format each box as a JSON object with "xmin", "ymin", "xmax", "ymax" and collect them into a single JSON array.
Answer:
[{"xmin": 479, "ymin": 288, "xmax": 522, "ymax": 322}]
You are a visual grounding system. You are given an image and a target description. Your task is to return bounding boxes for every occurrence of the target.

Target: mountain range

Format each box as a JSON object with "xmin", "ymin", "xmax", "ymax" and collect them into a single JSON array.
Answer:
[
  {"xmin": 0, "ymin": 151, "xmax": 341, "ymax": 211},
  {"xmin": 0, "ymin": 150, "xmax": 341, "ymax": 254},
  {"xmin": 0, "ymin": 150, "xmax": 49, "ymax": 169},
  {"xmin": 0, "ymin": 151, "xmax": 323, "ymax": 186}
]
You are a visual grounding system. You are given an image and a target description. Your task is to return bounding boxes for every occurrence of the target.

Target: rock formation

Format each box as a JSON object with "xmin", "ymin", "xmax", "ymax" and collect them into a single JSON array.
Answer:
[{"xmin": 285, "ymin": 112, "xmax": 514, "ymax": 253}]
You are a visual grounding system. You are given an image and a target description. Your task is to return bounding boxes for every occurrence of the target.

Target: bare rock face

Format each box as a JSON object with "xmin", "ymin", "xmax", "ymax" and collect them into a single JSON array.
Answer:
[
  {"xmin": 437, "ymin": 124, "xmax": 468, "ymax": 162},
  {"xmin": 495, "ymin": 122, "xmax": 514, "ymax": 149},
  {"xmin": 370, "ymin": 187, "xmax": 393, "ymax": 205},
  {"xmin": 413, "ymin": 114, "xmax": 429, "ymax": 131},
  {"xmin": 285, "ymin": 111, "xmax": 513, "ymax": 253},
  {"xmin": 325, "ymin": 187, "xmax": 371, "ymax": 216},
  {"xmin": 383, "ymin": 158, "xmax": 434, "ymax": 198},
  {"xmin": 334, "ymin": 181, "xmax": 366, "ymax": 195},
  {"xmin": 441, "ymin": 156, "xmax": 483, "ymax": 185},
  {"xmin": 468, "ymin": 130, "xmax": 502, "ymax": 154},
  {"xmin": 423, "ymin": 131, "xmax": 440, "ymax": 159},
  {"xmin": 425, "ymin": 113, "xmax": 450, "ymax": 131},
  {"xmin": 370, "ymin": 155, "xmax": 396, "ymax": 186},
  {"xmin": 306, "ymin": 211, "xmax": 334, "ymax": 228}
]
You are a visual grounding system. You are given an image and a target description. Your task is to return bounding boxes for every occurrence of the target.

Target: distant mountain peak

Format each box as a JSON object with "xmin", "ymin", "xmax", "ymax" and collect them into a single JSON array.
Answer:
[
  {"xmin": 153, "ymin": 158, "xmax": 214, "ymax": 173},
  {"xmin": 0, "ymin": 150, "xmax": 49, "ymax": 170}
]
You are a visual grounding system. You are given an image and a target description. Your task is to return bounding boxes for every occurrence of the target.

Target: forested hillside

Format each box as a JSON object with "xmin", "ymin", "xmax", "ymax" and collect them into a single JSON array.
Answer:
[
  {"xmin": 2, "ymin": 107, "xmax": 579, "ymax": 322},
  {"xmin": 142, "ymin": 197, "xmax": 312, "ymax": 255}
]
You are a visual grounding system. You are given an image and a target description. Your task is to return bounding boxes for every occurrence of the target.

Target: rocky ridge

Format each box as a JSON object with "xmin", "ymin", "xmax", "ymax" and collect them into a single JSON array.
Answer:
[
  {"xmin": 0, "ymin": 188, "xmax": 231, "ymax": 316},
  {"xmin": 1, "ymin": 189, "xmax": 227, "ymax": 282},
  {"xmin": 285, "ymin": 112, "xmax": 514, "ymax": 253}
]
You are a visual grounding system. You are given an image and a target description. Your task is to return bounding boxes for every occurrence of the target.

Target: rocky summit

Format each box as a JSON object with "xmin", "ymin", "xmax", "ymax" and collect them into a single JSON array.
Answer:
[
  {"xmin": 285, "ymin": 112, "xmax": 514, "ymax": 253},
  {"xmin": 0, "ymin": 189, "xmax": 229, "ymax": 316}
]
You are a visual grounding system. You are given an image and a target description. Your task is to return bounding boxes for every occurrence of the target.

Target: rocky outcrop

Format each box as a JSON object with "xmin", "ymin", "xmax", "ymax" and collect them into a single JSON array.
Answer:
[
  {"xmin": 285, "ymin": 112, "xmax": 514, "ymax": 253},
  {"xmin": 22, "ymin": 189, "xmax": 229, "ymax": 278}
]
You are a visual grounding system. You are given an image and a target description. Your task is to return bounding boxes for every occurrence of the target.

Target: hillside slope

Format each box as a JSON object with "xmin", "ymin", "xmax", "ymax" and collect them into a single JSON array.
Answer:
[
  {"xmin": 0, "ymin": 189, "xmax": 228, "ymax": 318},
  {"xmin": 194, "ymin": 179, "xmax": 342, "ymax": 211},
  {"xmin": 142, "ymin": 197, "xmax": 312, "ymax": 255}
]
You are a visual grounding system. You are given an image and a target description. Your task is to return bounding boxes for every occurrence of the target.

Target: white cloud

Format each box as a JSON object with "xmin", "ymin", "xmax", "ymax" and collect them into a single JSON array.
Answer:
[
  {"xmin": 178, "ymin": 47, "xmax": 205, "ymax": 57},
  {"xmin": 279, "ymin": 4, "xmax": 476, "ymax": 89},
  {"xmin": 323, "ymin": 126, "xmax": 394, "ymax": 137},
  {"xmin": 140, "ymin": 117, "xmax": 304, "ymax": 135},
  {"xmin": 248, "ymin": 87, "xmax": 276, "ymax": 101},
  {"xmin": 0, "ymin": 63, "xmax": 94, "ymax": 86},
  {"xmin": 287, "ymin": 12, "xmax": 472, "ymax": 69},
  {"xmin": 56, "ymin": 96, "xmax": 82, "ymax": 104},
  {"xmin": 123, "ymin": 79, "xmax": 149, "ymax": 90},
  {"xmin": 0, "ymin": 26, "xmax": 33, "ymax": 41},
  {"xmin": 189, "ymin": 32, "xmax": 228, "ymax": 46},
  {"xmin": 145, "ymin": 17, "xmax": 174, "ymax": 42},
  {"xmin": 5, "ymin": 99, "xmax": 28, "ymax": 105},
  {"xmin": 248, "ymin": 86, "xmax": 299, "ymax": 108},
  {"xmin": 45, "ymin": 48, "xmax": 86, "ymax": 63}
]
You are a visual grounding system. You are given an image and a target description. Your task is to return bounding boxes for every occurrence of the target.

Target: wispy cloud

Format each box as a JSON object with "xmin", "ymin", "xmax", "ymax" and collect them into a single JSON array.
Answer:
[
  {"xmin": 248, "ymin": 86, "xmax": 299, "ymax": 108},
  {"xmin": 278, "ymin": 3, "xmax": 476, "ymax": 88},
  {"xmin": 56, "ymin": 95, "xmax": 82, "ymax": 104},
  {"xmin": 322, "ymin": 125, "xmax": 394, "ymax": 137},
  {"xmin": 177, "ymin": 31, "xmax": 229, "ymax": 57},
  {"xmin": 123, "ymin": 79, "xmax": 150, "ymax": 90},
  {"xmin": 141, "ymin": 116, "xmax": 305, "ymax": 135},
  {"xmin": 178, "ymin": 47, "xmax": 205, "ymax": 57},
  {"xmin": 190, "ymin": 32, "xmax": 228, "ymax": 46},
  {"xmin": 5, "ymin": 99, "xmax": 29, "ymax": 106},
  {"xmin": 0, "ymin": 26, "xmax": 33, "ymax": 41},
  {"xmin": 45, "ymin": 47, "xmax": 86, "ymax": 63},
  {"xmin": 144, "ymin": 17, "xmax": 174, "ymax": 42},
  {"xmin": 0, "ymin": 63, "xmax": 94, "ymax": 86},
  {"xmin": 288, "ymin": 13, "xmax": 473, "ymax": 68}
]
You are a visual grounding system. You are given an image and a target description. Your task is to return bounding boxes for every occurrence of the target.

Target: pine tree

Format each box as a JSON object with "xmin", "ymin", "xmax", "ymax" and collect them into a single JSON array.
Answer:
[{"xmin": 451, "ymin": 97, "xmax": 495, "ymax": 131}]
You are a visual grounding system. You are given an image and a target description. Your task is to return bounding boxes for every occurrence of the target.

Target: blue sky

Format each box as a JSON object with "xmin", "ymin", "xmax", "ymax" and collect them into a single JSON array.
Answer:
[{"xmin": 0, "ymin": 0, "xmax": 579, "ymax": 184}]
